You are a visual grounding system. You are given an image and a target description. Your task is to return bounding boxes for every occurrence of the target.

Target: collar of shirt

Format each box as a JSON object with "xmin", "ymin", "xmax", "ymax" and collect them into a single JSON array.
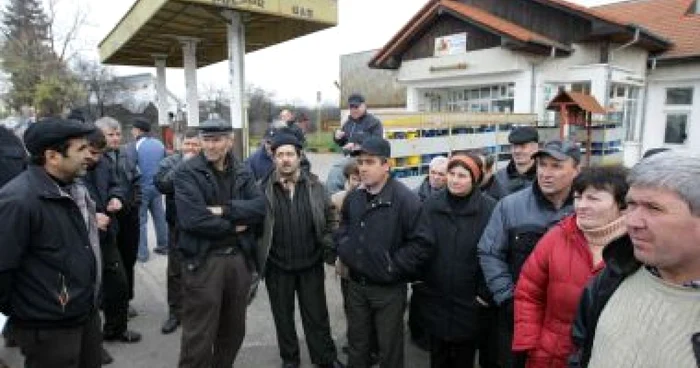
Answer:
[{"xmin": 646, "ymin": 266, "xmax": 700, "ymax": 289}]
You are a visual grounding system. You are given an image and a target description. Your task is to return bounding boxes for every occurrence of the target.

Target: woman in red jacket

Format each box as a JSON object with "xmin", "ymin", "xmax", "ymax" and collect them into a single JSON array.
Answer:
[{"xmin": 513, "ymin": 165, "xmax": 629, "ymax": 368}]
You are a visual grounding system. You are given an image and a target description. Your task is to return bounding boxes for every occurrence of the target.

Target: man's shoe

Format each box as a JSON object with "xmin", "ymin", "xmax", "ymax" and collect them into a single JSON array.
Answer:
[
  {"xmin": 101, "ymin": 347, "xmax": 114, "ymax": 365},
  {"xmin": 318, "ymin": 359, "xmax": 346, "ymax": 368},
  {"xmin": 104, "ymin": 330, "xmax": 142, "ymax": 343},
  {"xmin": 161, "ymin": 315, "xmax": 180, "ymax": 334},
  {"xmin": 127, "ymin": 305, "xmax": 138, "ymax": 319},
  {"xmin": 282, "ymin": 362, "xmax": 300, "ymax": 368}
]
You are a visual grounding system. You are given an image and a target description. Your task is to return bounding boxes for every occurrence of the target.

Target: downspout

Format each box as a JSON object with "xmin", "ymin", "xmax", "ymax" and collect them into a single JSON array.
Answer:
[
  {"xmin": 638, "ymin": 57, "xmax": 657, "ymax": 158},
  {"xmin": 604, "ymin": 27, "xmax": 641, "ymax": 115},
  {"xmin": 529, "ymin": 46, "xmax": 558, "ymax": 116}
]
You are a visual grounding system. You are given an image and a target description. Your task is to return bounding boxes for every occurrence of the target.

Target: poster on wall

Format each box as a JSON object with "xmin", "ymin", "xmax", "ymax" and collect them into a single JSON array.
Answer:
[{"xmin": 434, "ymin": 32, "xmax": 468, "ymax": 57}]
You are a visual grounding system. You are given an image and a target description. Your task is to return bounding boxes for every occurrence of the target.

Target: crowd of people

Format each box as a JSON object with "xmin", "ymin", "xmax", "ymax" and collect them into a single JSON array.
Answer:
[{"xmin": 0, "ymin": 93, "xmax": 698, "ymax": 368}]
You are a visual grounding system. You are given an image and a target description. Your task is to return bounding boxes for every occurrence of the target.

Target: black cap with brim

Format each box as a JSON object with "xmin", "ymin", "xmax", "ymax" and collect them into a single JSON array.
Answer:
[
  {"xmin": 198, "ymin": 119, "xmax": 233, "ymax": 137},
  {"xmin": 349, "ymin": 136, "xmax": 391, "ymax": 158},
  {"xmin": 509, "ymin": 126, "xmax": 539, "ymax": 144},
  {"xmin": 132, "ymin": 119, "xmax": 151, "ymax": 132},
  {"xmin": 270, "ymin": 133, "xmax": 302, "ymax": 151},
  {"xmin": 348, "ymin": 93, "xmax": 365, "ymax": 106},
  {"xmin": 24, "ymin": 118, "xmax": 96, "ymax": 156},
  {"xmin": 533, "ymin": 140, "xmax": 581, "ymax": 163}
]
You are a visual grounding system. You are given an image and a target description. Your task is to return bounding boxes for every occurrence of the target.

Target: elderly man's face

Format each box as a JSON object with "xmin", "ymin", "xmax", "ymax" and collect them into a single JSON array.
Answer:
[
  {"xmin": 349, "ymin": 103, "xmax": 367, "ymax": 120},
  {"xmin": 428, "ymin": 162, "xmax": 447, "ymax": 189},
  {"xmin": 626, "ymin": 186, "xmax": 700, "ymax": 274}
]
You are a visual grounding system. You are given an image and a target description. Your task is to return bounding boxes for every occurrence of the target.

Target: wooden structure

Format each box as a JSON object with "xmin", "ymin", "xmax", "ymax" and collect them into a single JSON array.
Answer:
[{"xmin": 547, "ymin": 90, "xmax": 606, "ymax": 165}]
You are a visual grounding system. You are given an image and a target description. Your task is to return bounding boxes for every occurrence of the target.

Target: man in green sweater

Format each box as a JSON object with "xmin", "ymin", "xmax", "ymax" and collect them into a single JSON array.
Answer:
[{"xmin": 571, "ymin": 151, "xmax": 700, "ymax": 368}]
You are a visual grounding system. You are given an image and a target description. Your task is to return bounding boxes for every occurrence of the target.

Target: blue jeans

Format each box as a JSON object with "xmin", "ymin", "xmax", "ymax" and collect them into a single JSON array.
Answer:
[{"xmin": 138, "ymin": 185, "xmax": 168, "ymax": 260}]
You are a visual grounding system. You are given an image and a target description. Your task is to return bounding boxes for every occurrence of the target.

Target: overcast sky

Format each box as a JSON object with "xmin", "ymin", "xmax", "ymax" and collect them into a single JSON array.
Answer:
[{"xmin": 73, "ymin": 0, "xmax": 623, "ymax": 105}]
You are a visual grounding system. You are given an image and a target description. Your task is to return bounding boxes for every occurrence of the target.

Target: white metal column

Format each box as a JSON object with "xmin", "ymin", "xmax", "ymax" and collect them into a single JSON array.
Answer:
[
  {"xmin": 180, "ymin": 38, "xmax": 200, "ymax": 127},
  {"xmin": 153, "ymin": 54, "xmax": 169, "ymax": 127},
  {"xmin": 224, "ymin": 10, "xmax": 247, "ymax": 156}
]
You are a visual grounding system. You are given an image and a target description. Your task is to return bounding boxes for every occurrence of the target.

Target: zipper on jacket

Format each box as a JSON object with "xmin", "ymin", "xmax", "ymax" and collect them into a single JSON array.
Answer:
[{"xmin": 57, "ymin": 273, "xmax": 70, "ymax": 312}]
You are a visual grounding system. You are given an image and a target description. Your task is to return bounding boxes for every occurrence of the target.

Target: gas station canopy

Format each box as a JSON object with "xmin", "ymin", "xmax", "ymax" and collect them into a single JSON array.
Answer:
[{"xmin": 99, "ymin": 0, "xmax": 338, "ymax": 67}]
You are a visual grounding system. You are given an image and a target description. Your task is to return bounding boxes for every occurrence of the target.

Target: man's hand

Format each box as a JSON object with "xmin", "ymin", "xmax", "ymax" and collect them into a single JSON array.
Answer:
[
  {"xmin": 342, "ymin": 142, "xmax": 356, "ymax": 151},
  {"xmin": 235, "ymin": 225, "xmax": 247, "ymax": 233},
  {"xmin": 334, "ymin": 130, "xmax": 345, "ymax": 140},
  {"xmin": 106, "ymin": 198, "xmax": 122, "ymax": 213},
  {"xmin": 96, "ymin": 213, "xmax": 111, "ymax": 231},
  {"xmin": 207, "ymin": 206, "xmax": 223, "ymax": 216}
]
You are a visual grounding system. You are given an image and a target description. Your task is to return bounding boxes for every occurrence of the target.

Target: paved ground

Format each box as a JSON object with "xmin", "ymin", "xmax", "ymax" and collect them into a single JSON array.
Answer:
[{"xmin": 0, "ymin": 153, "xmax": 430, "ymax": 368}]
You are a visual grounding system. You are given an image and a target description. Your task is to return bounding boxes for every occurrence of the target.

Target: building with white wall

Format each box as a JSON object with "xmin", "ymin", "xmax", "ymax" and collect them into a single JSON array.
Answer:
[{"xmin": 368, "ymin": 0, "xmax": 700, "ymax": 164}]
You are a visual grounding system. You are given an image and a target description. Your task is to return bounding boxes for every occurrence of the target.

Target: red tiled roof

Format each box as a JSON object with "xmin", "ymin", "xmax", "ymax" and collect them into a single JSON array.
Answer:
[{"xmin": 595, "ymin": 0, "xmax": 700, "ymax": 59}]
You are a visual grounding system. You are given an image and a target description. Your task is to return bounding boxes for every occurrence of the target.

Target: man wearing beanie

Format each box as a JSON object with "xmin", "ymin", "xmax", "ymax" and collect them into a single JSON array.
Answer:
[
  {"xmin": 0, "ymin": 118, "xmax": 102, "ymax": 367},
  {"xmin": 260, "ymin": 133, "xmax": 343, "ymax": 368},
  {"xmin": 479, "ymin": 140, "xmax": 580, "ymax": 367}
]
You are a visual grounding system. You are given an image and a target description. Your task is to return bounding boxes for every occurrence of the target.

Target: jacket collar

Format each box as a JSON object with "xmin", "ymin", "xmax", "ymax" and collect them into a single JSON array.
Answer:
[
  {"xmin": 532, "ymin": 180, "xmax": 574, "ymax": 210},
  {"xmin": 602, "ymin": 234, "xmax": 641, "ymax": 276},
  {"xmin": 361, "ymin": 176, "xmax": 395, "ymax": 207},
  {"xmin": 434, "ymin": 188, "xmax": 483, "ymax": 215},
  {"xmin": 506, "ymin": 159, "xmax": 537, "ymax": 179},
  {"xmin": 27, "ymin": 165, "xmax": 73, "ymax": 200},
  {"xmin": 192, "ymin": 151, "xmax": 241, "ymax": 175}
]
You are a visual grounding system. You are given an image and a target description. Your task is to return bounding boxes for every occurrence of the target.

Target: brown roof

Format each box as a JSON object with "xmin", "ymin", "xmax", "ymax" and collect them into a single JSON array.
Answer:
[
  {"xmin": 547, "ymin": 91, "xmax": 606, "ymax": 114},
  {"xmin": 369, "ymin": 0, "xmax": 572, "ymax": 68},
  {"xmin": 595, "ymin": 0, "xmax": 700, "ymax": 60}
]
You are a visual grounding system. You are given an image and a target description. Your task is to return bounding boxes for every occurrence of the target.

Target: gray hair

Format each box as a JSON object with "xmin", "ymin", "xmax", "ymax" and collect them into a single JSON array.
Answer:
[
  {"xmin": 94, "ymin": 116, "xmax": 121, "ymax": 131},
  {"xmin": 629, "ymin": 151, "xmax": 700, "ymax": 216},
  {"xmin": 429, "ymin": 156, "xmax": 448, "ymax": 170}
]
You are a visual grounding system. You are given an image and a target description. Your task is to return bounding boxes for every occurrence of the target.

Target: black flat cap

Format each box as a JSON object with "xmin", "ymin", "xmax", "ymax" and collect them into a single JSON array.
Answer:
[
  {"xmin": 350, "ymin": 136, "xmax": 391, "ymax": 158},
  {"xmin": 509, "ymin": 126, "xmax": 539, "ymax": 144},
  {"xmin": 533, "ymin": 140, "xmax": 581, "ymax": 163},
  {"xmin": 348, "ymin": 93, "xmax": 365, "ymax": 106},
  {"xmin": 198, "ymin": 118, "xmax": 232, "ymax": 136},
  {"xmin": 24, "ymin": 118, "xmax": 96, "ymax": 156},
  {"xmin": 270, "ymin": 133, "xmax": 302, "ymax": 151},
  {"xmin": 132, "ymin": 118, "xmax": 151, "ymax": 133}
]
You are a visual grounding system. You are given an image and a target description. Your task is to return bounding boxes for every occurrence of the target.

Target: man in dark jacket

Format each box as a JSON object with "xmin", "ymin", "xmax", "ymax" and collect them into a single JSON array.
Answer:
[
  {"xmin": 0, "ymin": 125, "xmax": 27, "ymax": 188},
  {"xmin": 279, "ymin": 109, "xmax": 306, "ymax": 146},
  {"xmin": 336, "ymin": 136, "xmax": 431, "ymax": 368},
  {"xmin": 260, "ymin": 133, "xmax": 343, "ymax": 368},
  {"xmin": 0, "ymin": 118, "xmax": 102, "ymax": 367},
  {"xmin": 333, "ymin": 94, "xmax": 383, "ymax": 155},
  {"xmin": 478, "ymin": 140, "xmax": 580, "ymax": 367},
  {"xmin": 491, "ymin": 126, "xmax": 539, "ymax": 200},
  {"xmin": 83, "ymin": 130, "xmax": 142, "ymax": 345},
  {"xmin": 154, "ymin": 129, "xmax": 201, "ymax": 334},
  {"xmin": 246, "ymin": 127, "xmax": 277, "ymax": 181},
  {"xmin": 174, "ymin": 119, "xmax": 266, "ymax": 367},
  {"xmin": 95, "ymin": 117, "xmax": 142, "ymax": 317},
  {"xmin": 570, "ymin": 151, "xmax": 700, "ymax": 368}
]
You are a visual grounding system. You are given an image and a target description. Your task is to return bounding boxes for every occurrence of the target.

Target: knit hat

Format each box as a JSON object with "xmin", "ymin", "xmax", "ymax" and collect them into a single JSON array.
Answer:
[
  {"xmin": 132, "ymin": 118, "xmax": 151, "ymax": 133},
  {"xmin": 270, "ymin": 133, "xmax": 302, "ymax": 151},
  {"xmin": 447, "ymin": 155, "xmax": 482, "ymax": 184}
]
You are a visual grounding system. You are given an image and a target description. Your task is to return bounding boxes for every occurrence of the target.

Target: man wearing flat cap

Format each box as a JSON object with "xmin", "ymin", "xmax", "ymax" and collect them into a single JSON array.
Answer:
[
  {"xmin": 478, "ymin": 139, "xmax": 580, "ymax": 367},
  {"xmin": 0, "ymin": 118, "xmax": 103, "ymax": 367},
  {"xmin": 334, "ymin": 93, "xmax": 383, "ymax": 155},
  {"xmin": 491, "ymin": 126, "xmax": 540, "ymax": 200},
  {"xmin": 173, "ymin": 119, "xmax": 266, "ymax": 367},
  {"xmin": 260, "ymin": 133, "xmax": 343, "ymax": 368},
  {"xmin": 336, "ymin": 136, "xmax": 432, "ymax": 368}
]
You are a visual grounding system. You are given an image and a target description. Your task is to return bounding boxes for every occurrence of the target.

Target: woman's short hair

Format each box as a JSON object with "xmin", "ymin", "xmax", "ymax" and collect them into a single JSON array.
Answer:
[
  {"xmin": 342, "ymin": 159, "xmax": 359, "ymax": 179},
  {"xmin": 572, "ymin": 165, "xmax": 630, "ymax": 209}
]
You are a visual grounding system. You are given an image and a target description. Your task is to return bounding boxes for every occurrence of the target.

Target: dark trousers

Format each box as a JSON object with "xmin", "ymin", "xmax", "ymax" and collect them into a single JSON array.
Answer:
[
  {"xmin": 178, "ymin": 253, "xmax": 252, "ymax": 368},
  {"xmin": 408, "ymin": 283, "xmax": 430, "ymax": 349},
  {"xmin": 477, "ymin": 306, "xmax": 501, "ymax": 368},
  {"xmin": 102, "ymin": 237, "xmax": 130, "ymax": 336},
  {"xmin": 266, "ymin": 263, "xmax": 337, "ymax": 365},
  {"xmin": 116, "ymin": 208, "xmax": 140, "ymax": 300},
  {"xmin": 430, "ymin": 338, "xmax": 476, "ymax": 368},
  {"xmin": 167, "ymin": 223, "xmax": 183, "ymax": 319},
  {"xmin": 340, "ymin": 278, "xmax": 379, "ymax": 356},
  {"xmin": 346, "ymin": 279, "xmax": 407, "ymax": 368},
  {"xmin": 13, "ymin": 310, "xmax": 102, "ymax": 368},
  {"xmin": 499, "ymin": 305, "xmax": 522, "ymax": 368}
]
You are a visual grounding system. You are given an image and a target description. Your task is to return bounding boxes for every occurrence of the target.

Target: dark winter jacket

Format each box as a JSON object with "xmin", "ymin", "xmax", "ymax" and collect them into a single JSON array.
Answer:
[
  {"xmin": 0, "ymin": 166, "xmax": 99, "ymax": 328},
  {"xmin": 259, "ymin": 170, "xmax": 334, "ymax": 274},
  {"xmin": 568, "ymin": 235, "xmax": 640, "ymax": 368},
  {"xmin": 245, "ymin": 146, "xmax": 274, "ymax": 182},
  {"xmin": 514, "ymin": 215, "xmax": 608, "ymax": 368},
  {"xmin": 336, "ymin": 177, "xmax": 431, "ymax": 285},
  {"xmin": 418, "ymin": 189, "xmax": 496, "ymax": 340},
  {"xmin": 478, "ymin": 182, "xmax": 574, "ymax": 305},
  {"xmin": 0, "ymin": 126, "xmax": 27, "ymax": 189},
  {"xmin": 334, "ymin": 113, "xmax": 383, "ymax": 150},
  {"xmin": 413, "ymin": 177, "xmax": 444, "ymax": 202},
  {"xmin": 154, "ymin": 152, "xmax": 186, "ymax": 225},
  {"xmin": 492, "ymin": 160, "xmax": 537, "ymax": 200},
  {"xmin": 83, "ymin": 156, "xmax": 126, "ymax": 243},
  {"xmin": 108, "ymin": 147, "xmax": 141, "ymax": 212},
  {"xmin": 173, "ymin": 152, "xmax": 266, "ymax": 270}
]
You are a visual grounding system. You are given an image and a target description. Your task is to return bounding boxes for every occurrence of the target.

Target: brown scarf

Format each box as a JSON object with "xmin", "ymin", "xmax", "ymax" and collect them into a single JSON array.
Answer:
[{"xmin": 578, "ymin": 215, "xmax": 627, "ymax": 248}]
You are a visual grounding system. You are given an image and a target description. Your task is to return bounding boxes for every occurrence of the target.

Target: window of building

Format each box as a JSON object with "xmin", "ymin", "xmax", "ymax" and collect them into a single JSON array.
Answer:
[
  {"xmin": 666, "ymin": 88, "xmax": 694, "ymax": 105},
  {"xmin": 607, "ymin": 83, "xmax": 641, "ymax": 141},
  {"xmin": 664, "ymin": 114, "xmax": 689, "ymax": 144},
  {"xmin": 446, "ymin": 83, "xmax": 515, "ymax": 113}
]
